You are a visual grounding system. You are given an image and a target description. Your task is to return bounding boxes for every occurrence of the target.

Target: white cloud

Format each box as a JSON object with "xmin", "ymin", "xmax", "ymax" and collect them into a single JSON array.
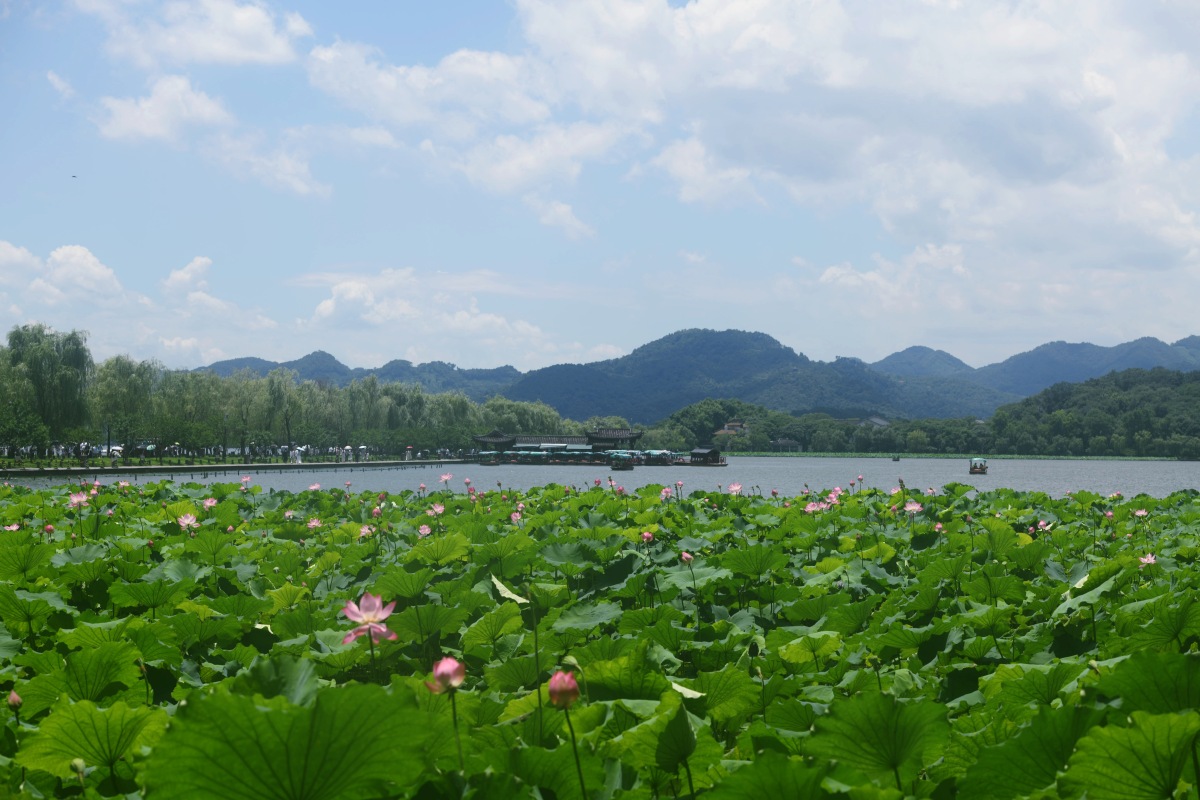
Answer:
[
  {"xmin": 98, "ymin": 75, "xmax": 233, "ymax": 141},
  {"xmin": 203, "ymin": 133, "xmax": 329, "ymax": 196},
  {"xmin": 650, "ymin": 137, "xmax": 756, "ymax": 204},
  {"xmin": 163, "ymin": 256, "xmax": 212, "ymax": 293},
  {"xmin": 306, "ymin": 40, "xmax": 551, "ymax": 139},
  {"xmin": 524, "ymin": 196, "xmax": 595, "ymax": 239},
  {"xmin": 0, "ymin": 241, "xmax": 41, "ymax": 286},
  {"xmin": 46, "ymin": 71, "xmax": 75, "ymax": 99},
  {"xmin": 453, "ymin": 122, "xmax": 628, "ymax": 192},
  {"xmin": 79, "ymin": 0, "xmax": 313, "ymax": 68},
  {"xmin": 0, "ymin": 241, "xmax": 281, "ymax": 368},
  {"xmin": 817, "ymin": 243, "xmax": 969, "ymax": 311}
]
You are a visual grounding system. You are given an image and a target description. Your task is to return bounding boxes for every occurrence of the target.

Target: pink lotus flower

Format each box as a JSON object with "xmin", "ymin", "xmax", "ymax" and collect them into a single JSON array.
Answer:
[
  {"xmin": 284, "ymin": 509, "xmax": 294, "ymax": 519},
  {"xmin": 418, "ymin": 483, "xmax": 427, "ymax": 492},
  {"xmin": 241, "ymin": 475, "xmax": 251, "ymax": 484},
  {"xmin": 681, "ymin": 551, "xmax": 694, "ymax": 564},
  {"xmin": 426, "ymin": 656, "xmax": 465, "ymax": 693},
  {"xmin": 642, "ymin": 531, "xmax": 654, "ymax": 543},
  {"xmin": 3, "ymin": 524, "xmax": 19, "ymax": 531},
  {"xmin": 372, "ymin": 506, "xmax": 381, "ymax": 518},
  {"xmin": 676, "ymin": 480, "xmax": 683, "ymax": 489},
  {"xmin": 307, "ymin": 517, "xmax": 321, "ymax": 529},
  {"xmin": 359, "ymin": 525, "xmax": 375, "ymax": 538},
  {"xmin": 309, "ymin": 483, "xmax": 321, "ymax": 491},
  {"xmin": 934, "ymin": 523, "xmax": 944, "ymax": 533},
  {"xmin": 177, "ymin": 513, "xmax": 199, "ymax": 530},
  {"xmin": 1139, "ymin": 553, "xmax": 1157, "ymax": 569},
  {"xmin": 728, "ymin": 483, "xmax": 743, "ymax": 495},
  {"xmin": 418, "ymin": 524, "xmax": 432, "ymax": 537},
  {"xmin": 203, "ymin": 498, "xmax": 218, "ymax": 509},
  {"xmin": 904, "ymin": 501, "xmax": 924, "ymax": 515},
  {"xmin": 440, "ymin": 473, "xmax": 453, "ymax": 484},
  {"xmin": 548, "ymin": 671, "xmax": 580, "ymax": 709},
  {"xmin": 1134, "ymin": 509, "xmax": 1148, "ymax": 518},
  {"xmin": 510, "ymin": 512, "xmax": 522, "ymax": 523},
  {"xmin": 464, "ymin": 478, "xmax": 471, "ymax": 486},
  {"xmin": 118, "ymin": 480, "xmax": 130, "ymax": 488},
  {"xmin": 428, "ymin": 503, "xmax": 445, "ymax": 516},
  {"xmin": 660, "ymin": 487, "xmax": 672, "ymax": 500},
  {"xmin": 341, "ymin": 592, "xmax": 397, "ymax": 644},
  {"xmin": 68, "ymin": 492, "xmax": 89, "ymax": 509},
  {"xmin": 6, "ymin": 690, "xmax": 21, "ymax": 711}
]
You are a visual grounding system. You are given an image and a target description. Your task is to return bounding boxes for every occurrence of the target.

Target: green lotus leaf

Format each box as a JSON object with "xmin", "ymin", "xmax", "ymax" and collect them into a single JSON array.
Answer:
[
  {"xmin": 1060, "ymin": 710, "xmax": 1200, "ymax": 800},
  {"xmin": 462, "ymin": 601, "xmax": 523, "ymax": 655},
  {"xmin": 806, "ymin": 693, "xmax": 949, "ymax": 790},
  {"xmin": 17, "ymin": 697, "xmax": 167, "ymax": 778},
  {"xmin": 705, "ymin": 753, "xmax": 829, "ymax": 799},
  {"xmin": 1097, "ymin": 651, "xmax": 1200, "ymax": 713},
  {"xmin": 143, "ymin": 684, "xmax": 437, "ymax": 799},
  {"xmin": 691, "ymin": 664, "xmax": 759, "ymax": 724},
  {"xmin": 958, "ymin": 704, "xmax": 1104, "ymax": 799},
  {"xmin": 552, "ymin": 601, "xmax": 622, "ymax": 633}
]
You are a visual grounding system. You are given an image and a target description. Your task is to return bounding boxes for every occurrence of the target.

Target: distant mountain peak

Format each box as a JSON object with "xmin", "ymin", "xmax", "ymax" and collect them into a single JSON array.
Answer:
[{"xmin": 871, "ymin": 346, "xmax": 973, "ymax": 378}]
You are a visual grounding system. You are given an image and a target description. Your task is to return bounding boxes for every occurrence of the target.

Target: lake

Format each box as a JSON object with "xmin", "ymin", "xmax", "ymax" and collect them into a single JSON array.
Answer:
[{"xmin": 10, "ymin": 456, "xmax": 1200, "ymax": 498}]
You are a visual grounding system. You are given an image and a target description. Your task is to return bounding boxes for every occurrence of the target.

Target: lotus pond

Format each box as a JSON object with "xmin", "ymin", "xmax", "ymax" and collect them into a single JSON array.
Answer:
[{"xmin": 2, "ymin": 475, "xmax": 1200, "ymax": 799}]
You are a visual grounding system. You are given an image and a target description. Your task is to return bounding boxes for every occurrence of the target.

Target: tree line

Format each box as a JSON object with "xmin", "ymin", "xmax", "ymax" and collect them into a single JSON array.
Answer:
[{"xmin": 4, "ymin": 324, "xmax": 1200, "ymax": 462}]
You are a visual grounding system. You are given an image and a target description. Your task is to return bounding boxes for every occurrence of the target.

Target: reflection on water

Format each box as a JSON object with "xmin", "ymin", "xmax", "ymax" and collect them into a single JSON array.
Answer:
[{"xmin": 11, "ymin": 456, "xmax": 1200, "ymax": 498}]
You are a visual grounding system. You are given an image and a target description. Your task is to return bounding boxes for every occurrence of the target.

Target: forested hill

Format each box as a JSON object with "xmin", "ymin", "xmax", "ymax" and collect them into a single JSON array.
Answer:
[
  {"xmin": 502, "ymin": 330, "xmax": 1019, "ymax": 423},
  {"xmin": 987, "ymin": 367, "xmax": 1200, "ymax": 457},
  {"xmin": 199, "ymin": 329, "xmax": 1200, "ymax": 423},
  {"xmin": 202, "ymin": 351, "xmax": 520, "ymax": 401}
]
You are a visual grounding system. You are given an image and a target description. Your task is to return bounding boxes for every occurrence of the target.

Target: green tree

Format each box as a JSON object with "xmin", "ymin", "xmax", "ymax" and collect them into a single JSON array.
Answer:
[
  {"xmin": 6, "ymin": 324, "xmax": 93, "ymax": 440},
  {"xmin": 90, "ymin": 355, "xmax": 157, "ymax": 450}
]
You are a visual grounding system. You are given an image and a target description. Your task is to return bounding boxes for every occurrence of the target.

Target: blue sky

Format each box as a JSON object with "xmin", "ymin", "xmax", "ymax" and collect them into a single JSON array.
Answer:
[{"xmin": 3, "ymin": 0, "xmax": 1199, "ymax": 373}]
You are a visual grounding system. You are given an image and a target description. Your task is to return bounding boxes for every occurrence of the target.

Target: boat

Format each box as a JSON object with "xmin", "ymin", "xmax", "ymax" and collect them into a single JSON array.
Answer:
[
  {"xmin": 609, "ymin": 452, "xmax": 635, "ymax": 471},
  {"xmin": 969, "ymin": 457, "xmax": 988, "ymax": 475}
]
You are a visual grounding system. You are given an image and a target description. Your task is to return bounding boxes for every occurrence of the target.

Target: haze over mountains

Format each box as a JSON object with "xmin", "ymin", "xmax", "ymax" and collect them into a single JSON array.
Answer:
[{"xmin": 201, "ymin": 330, "xmax": 1200, "ymax": 424}]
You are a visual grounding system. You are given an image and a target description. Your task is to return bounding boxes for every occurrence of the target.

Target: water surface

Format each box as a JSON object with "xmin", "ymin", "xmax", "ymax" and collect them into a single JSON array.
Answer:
[{"xmin": 12, "ymin": 456, "xmax": 1199, "ymax": 498}]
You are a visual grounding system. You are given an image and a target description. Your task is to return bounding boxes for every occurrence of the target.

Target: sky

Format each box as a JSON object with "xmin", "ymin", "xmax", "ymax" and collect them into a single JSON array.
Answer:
[{"xmin": 2, "ymin": 1, "xmax": 1200, "ymax": 374}]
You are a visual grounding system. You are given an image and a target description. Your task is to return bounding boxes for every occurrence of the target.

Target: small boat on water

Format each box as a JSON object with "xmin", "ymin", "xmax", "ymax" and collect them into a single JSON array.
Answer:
[
  {"xmin": 969, "ymin": 457, "xmax": 988, "ymax": 475},
  {"xmin": 609, "ymin": 453, "xmax": 635, "ymax": 471}
]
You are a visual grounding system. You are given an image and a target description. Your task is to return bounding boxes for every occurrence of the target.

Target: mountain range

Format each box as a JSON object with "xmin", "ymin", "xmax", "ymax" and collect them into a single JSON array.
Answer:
[{"xmin": 200, "ymin": 330, "xmax": 1200, "ymax": 424}]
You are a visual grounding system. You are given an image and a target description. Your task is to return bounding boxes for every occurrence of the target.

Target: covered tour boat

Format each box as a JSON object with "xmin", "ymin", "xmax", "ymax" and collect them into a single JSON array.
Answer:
[{"xmin": 969, "ymin": 457, "xmax": 988, "ymax": 475}]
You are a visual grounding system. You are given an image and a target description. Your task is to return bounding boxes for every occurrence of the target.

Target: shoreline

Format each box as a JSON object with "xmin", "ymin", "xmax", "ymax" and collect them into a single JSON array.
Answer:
[{"xmin": 0, "ymin": 458, "xmax": 467, "ymax": 482}]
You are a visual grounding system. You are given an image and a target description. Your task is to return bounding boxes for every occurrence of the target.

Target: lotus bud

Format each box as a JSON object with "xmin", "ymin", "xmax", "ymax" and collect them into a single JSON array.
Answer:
[{"xmin": 548, "ymin": 671, "xmax": 580, "ymax": 709}]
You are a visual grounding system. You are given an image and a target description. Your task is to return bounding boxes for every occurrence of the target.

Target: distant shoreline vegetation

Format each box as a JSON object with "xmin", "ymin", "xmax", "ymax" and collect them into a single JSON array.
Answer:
[
  {"xmin": 741, "ymin": 452, "xmax": 1176, "ymax": 462},
  {"xmin": 5, "ymin": 324, "xmax": 1200, "ymax": 464}
]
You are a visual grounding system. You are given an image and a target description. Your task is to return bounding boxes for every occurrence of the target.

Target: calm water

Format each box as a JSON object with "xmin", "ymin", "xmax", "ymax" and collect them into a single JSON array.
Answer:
[{"xmin": 11, "ymin": 456, "xmax": 1200, "ymax": 499}]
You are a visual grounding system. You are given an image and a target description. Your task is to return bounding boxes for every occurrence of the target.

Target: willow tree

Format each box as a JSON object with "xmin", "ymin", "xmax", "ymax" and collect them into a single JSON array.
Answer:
[
  {"xmin": 0, "ymin": 346, "xmax": 49, "ymax": 450},
  {"xmin": 90, "ymin": 355, "xmax": 157, "ymax": 449},
  {"xmin": 5, "ymin": 324, "xmax": 93, "ymax": 440}
]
